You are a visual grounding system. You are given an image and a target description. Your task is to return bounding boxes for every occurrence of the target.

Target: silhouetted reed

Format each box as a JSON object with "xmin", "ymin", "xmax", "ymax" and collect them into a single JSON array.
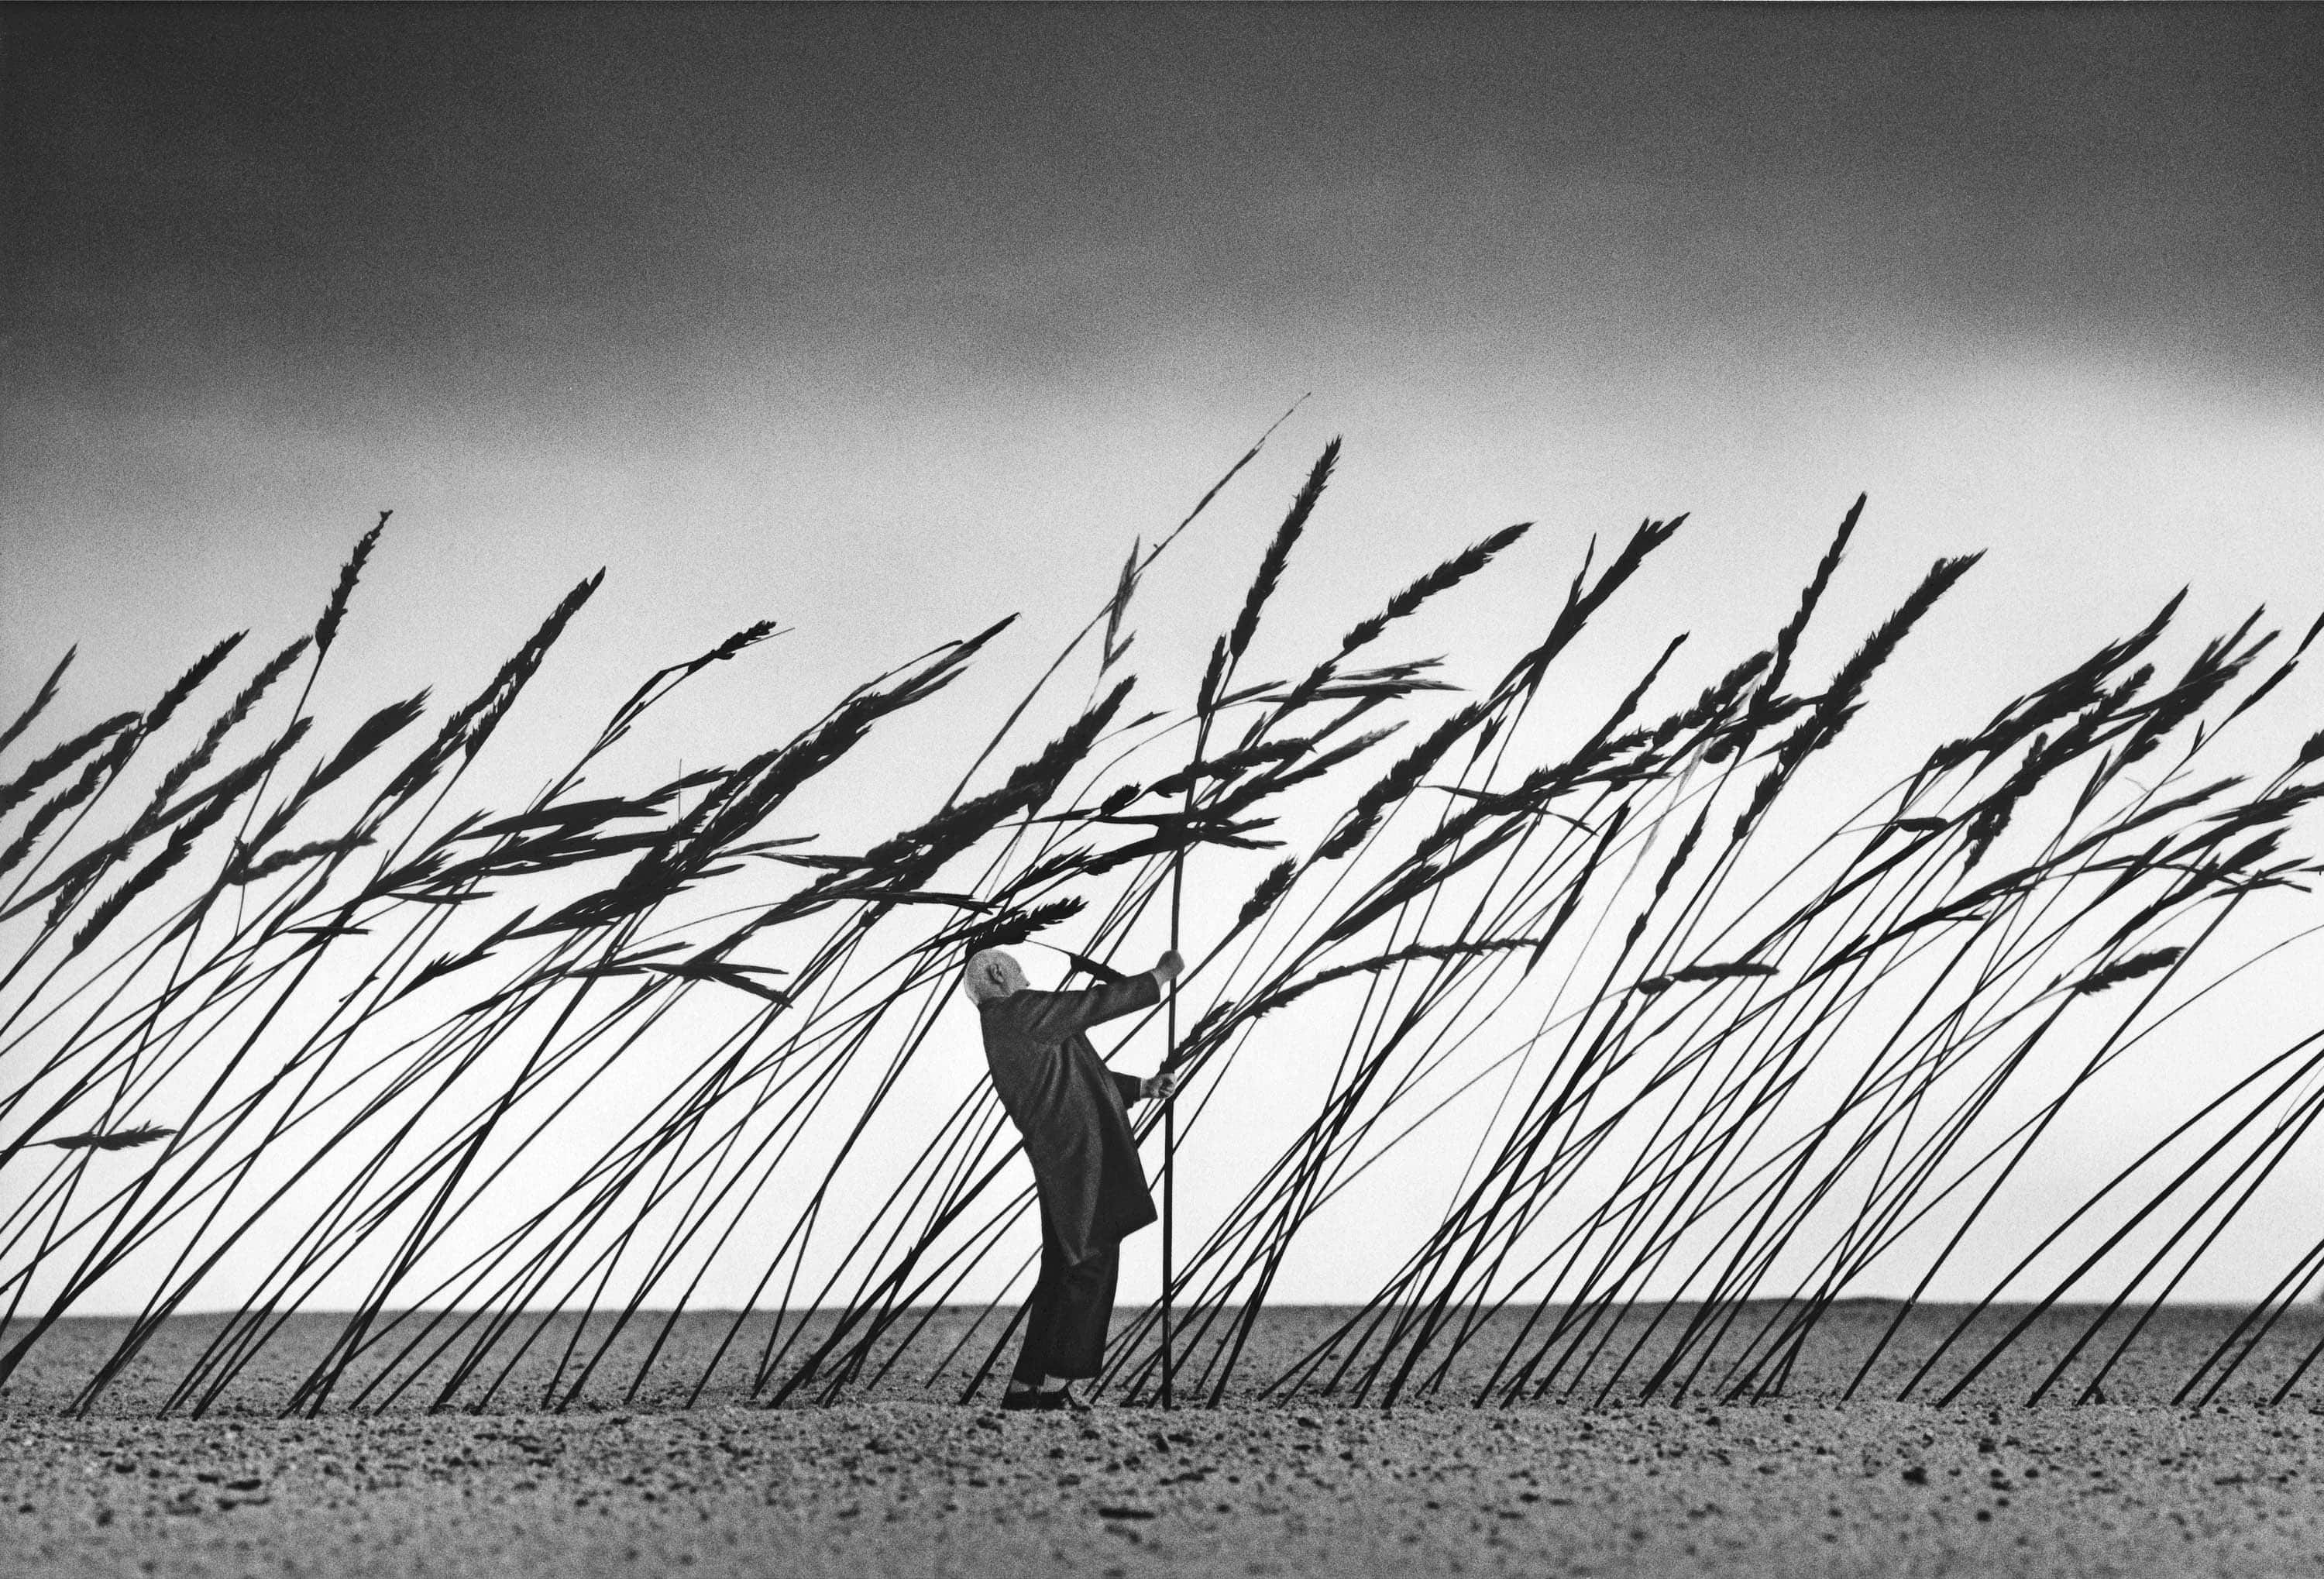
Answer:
[{"xmin": 4, "ymin": 434, "xmax": 2322, "ymax": 1422}]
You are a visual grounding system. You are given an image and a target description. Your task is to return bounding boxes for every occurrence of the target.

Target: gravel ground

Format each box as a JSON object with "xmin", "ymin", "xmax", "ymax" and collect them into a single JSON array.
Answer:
[{"xmin": 7, "ymin": 1306, "xmax": 2323, "ymax": 1577}]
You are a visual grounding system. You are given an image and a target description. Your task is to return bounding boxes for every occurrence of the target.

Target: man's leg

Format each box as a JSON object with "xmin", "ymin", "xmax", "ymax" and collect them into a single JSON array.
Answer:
[
  {"xmin": 1009, "ymin": 1213, "xmax": 1070, "ymax": 1391},
  {"xmin": 1043, "ymin": 1240, "xmax": 1120, "ymax": 1381}
]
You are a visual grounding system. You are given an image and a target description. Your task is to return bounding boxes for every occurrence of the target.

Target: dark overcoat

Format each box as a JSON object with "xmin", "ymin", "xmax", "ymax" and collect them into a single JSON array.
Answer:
[{"xmin": 978, "ymin": 973, "xmax": 1162, "ymax": 1266}]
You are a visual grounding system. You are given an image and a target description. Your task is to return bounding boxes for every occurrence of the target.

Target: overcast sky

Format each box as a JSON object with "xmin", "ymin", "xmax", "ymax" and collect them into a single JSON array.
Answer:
[
  {"xmin": 4, "ymin": 5, "xmax": 2321, "ymax": 1306},
  {"xmin": 8, "ymin": 6, "xmax": 2318, "ymax": 707}
]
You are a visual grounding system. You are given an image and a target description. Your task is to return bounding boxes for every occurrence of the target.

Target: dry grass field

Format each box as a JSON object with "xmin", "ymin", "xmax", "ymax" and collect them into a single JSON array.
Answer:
[{"xmin": 7, "ymin": 1304, "xmax": 2323, "ymax": 1577}]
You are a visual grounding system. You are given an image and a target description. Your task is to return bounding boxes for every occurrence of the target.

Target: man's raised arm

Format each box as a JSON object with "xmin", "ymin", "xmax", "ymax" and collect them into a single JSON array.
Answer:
[{"xmin": 1012, "ymin": 951, "xmax": 1184, "ymax": 1044}]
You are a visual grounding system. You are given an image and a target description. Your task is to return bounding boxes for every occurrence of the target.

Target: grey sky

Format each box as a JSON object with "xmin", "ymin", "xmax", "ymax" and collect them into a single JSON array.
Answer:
[
  {"xmin": 5, "ymin": 4, "xmax": 2316, "ymax": 719},
  {"xmin": 8, "ymin": 6, "xmax": 2319, "ymax": 409},
  {"xmin": 8, "ymin": 5, "xmax": 2318, "ymax": 807}
]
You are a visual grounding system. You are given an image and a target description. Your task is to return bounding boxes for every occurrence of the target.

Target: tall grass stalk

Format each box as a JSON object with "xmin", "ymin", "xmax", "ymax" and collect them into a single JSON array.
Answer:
[{"xmin": 5, "ymin": 445, "xmax": 2322, "ymax": 1417}]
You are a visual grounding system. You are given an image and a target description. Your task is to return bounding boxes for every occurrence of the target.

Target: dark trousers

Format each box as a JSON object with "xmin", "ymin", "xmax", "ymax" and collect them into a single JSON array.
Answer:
[{"xmin": 1011, "ymin": 1209, "xmax": 1120, "ymax": 1384}]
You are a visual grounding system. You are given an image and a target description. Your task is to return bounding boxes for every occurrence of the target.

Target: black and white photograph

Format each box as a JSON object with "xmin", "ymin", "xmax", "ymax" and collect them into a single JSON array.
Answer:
[{"xmin": 3, "ymin": 4, "xmax": 2322, "ymax": 1575}]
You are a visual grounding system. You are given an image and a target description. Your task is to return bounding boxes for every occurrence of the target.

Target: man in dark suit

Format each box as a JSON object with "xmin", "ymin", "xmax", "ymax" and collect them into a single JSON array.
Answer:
[{"xmin": 962, "ymin": 946, "xmax": 1181, "ymax": 1411}]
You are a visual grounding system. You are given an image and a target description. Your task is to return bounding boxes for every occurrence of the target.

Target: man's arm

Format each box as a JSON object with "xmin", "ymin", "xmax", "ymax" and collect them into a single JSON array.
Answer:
[
  {"xmin": 1012, "ymin": 972, "xmax": 1161, "ymax": 1045},
  {"xmin": 1011, "ymin": 951, "xmax": 1184, "ymax": 1044}
]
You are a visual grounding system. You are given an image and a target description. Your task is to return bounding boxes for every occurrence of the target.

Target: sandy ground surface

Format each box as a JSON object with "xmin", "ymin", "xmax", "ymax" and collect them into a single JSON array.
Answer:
[{"xmin": 7, "ymin": 1305, "xmax": 2324, "ymax": 1577}]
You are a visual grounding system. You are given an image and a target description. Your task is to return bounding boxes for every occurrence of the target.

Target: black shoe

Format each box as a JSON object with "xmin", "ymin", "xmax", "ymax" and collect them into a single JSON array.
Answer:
[{"xmin": 999, "ymin": 1383, "xmax": 1089, "ymax": 1412}]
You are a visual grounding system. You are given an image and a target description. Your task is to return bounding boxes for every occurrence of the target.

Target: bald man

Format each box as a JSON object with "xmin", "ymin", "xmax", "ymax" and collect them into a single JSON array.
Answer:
[{"xmin": 961, "ymin": 946, "xmax": 1181, "ymax": 1411}]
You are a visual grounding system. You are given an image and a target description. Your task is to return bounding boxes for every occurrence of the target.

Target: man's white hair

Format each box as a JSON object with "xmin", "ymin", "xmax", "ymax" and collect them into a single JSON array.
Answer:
[{"xmin": 961, "ymin": 948, "xmax": 1029, "ymax": 1006}]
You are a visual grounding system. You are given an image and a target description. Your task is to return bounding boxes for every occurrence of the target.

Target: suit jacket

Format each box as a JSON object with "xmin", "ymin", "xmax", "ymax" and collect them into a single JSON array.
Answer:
[{"xmin": 977, "ymin": 972, "xmax": 1161, "ymax": 1265}]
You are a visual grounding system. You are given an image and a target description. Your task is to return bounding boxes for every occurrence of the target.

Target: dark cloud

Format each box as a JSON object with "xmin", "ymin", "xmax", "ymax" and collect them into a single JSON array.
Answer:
[{"xmin": 5, "ymin": 3, "xmax": 2318, "ymax": 423}]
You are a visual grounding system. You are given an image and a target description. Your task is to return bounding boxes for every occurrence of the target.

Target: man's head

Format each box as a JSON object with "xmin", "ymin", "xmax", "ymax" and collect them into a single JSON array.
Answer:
[{"xmin": 961, "ymin": 948, "xmax": 1030, "ymax": 1006}]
